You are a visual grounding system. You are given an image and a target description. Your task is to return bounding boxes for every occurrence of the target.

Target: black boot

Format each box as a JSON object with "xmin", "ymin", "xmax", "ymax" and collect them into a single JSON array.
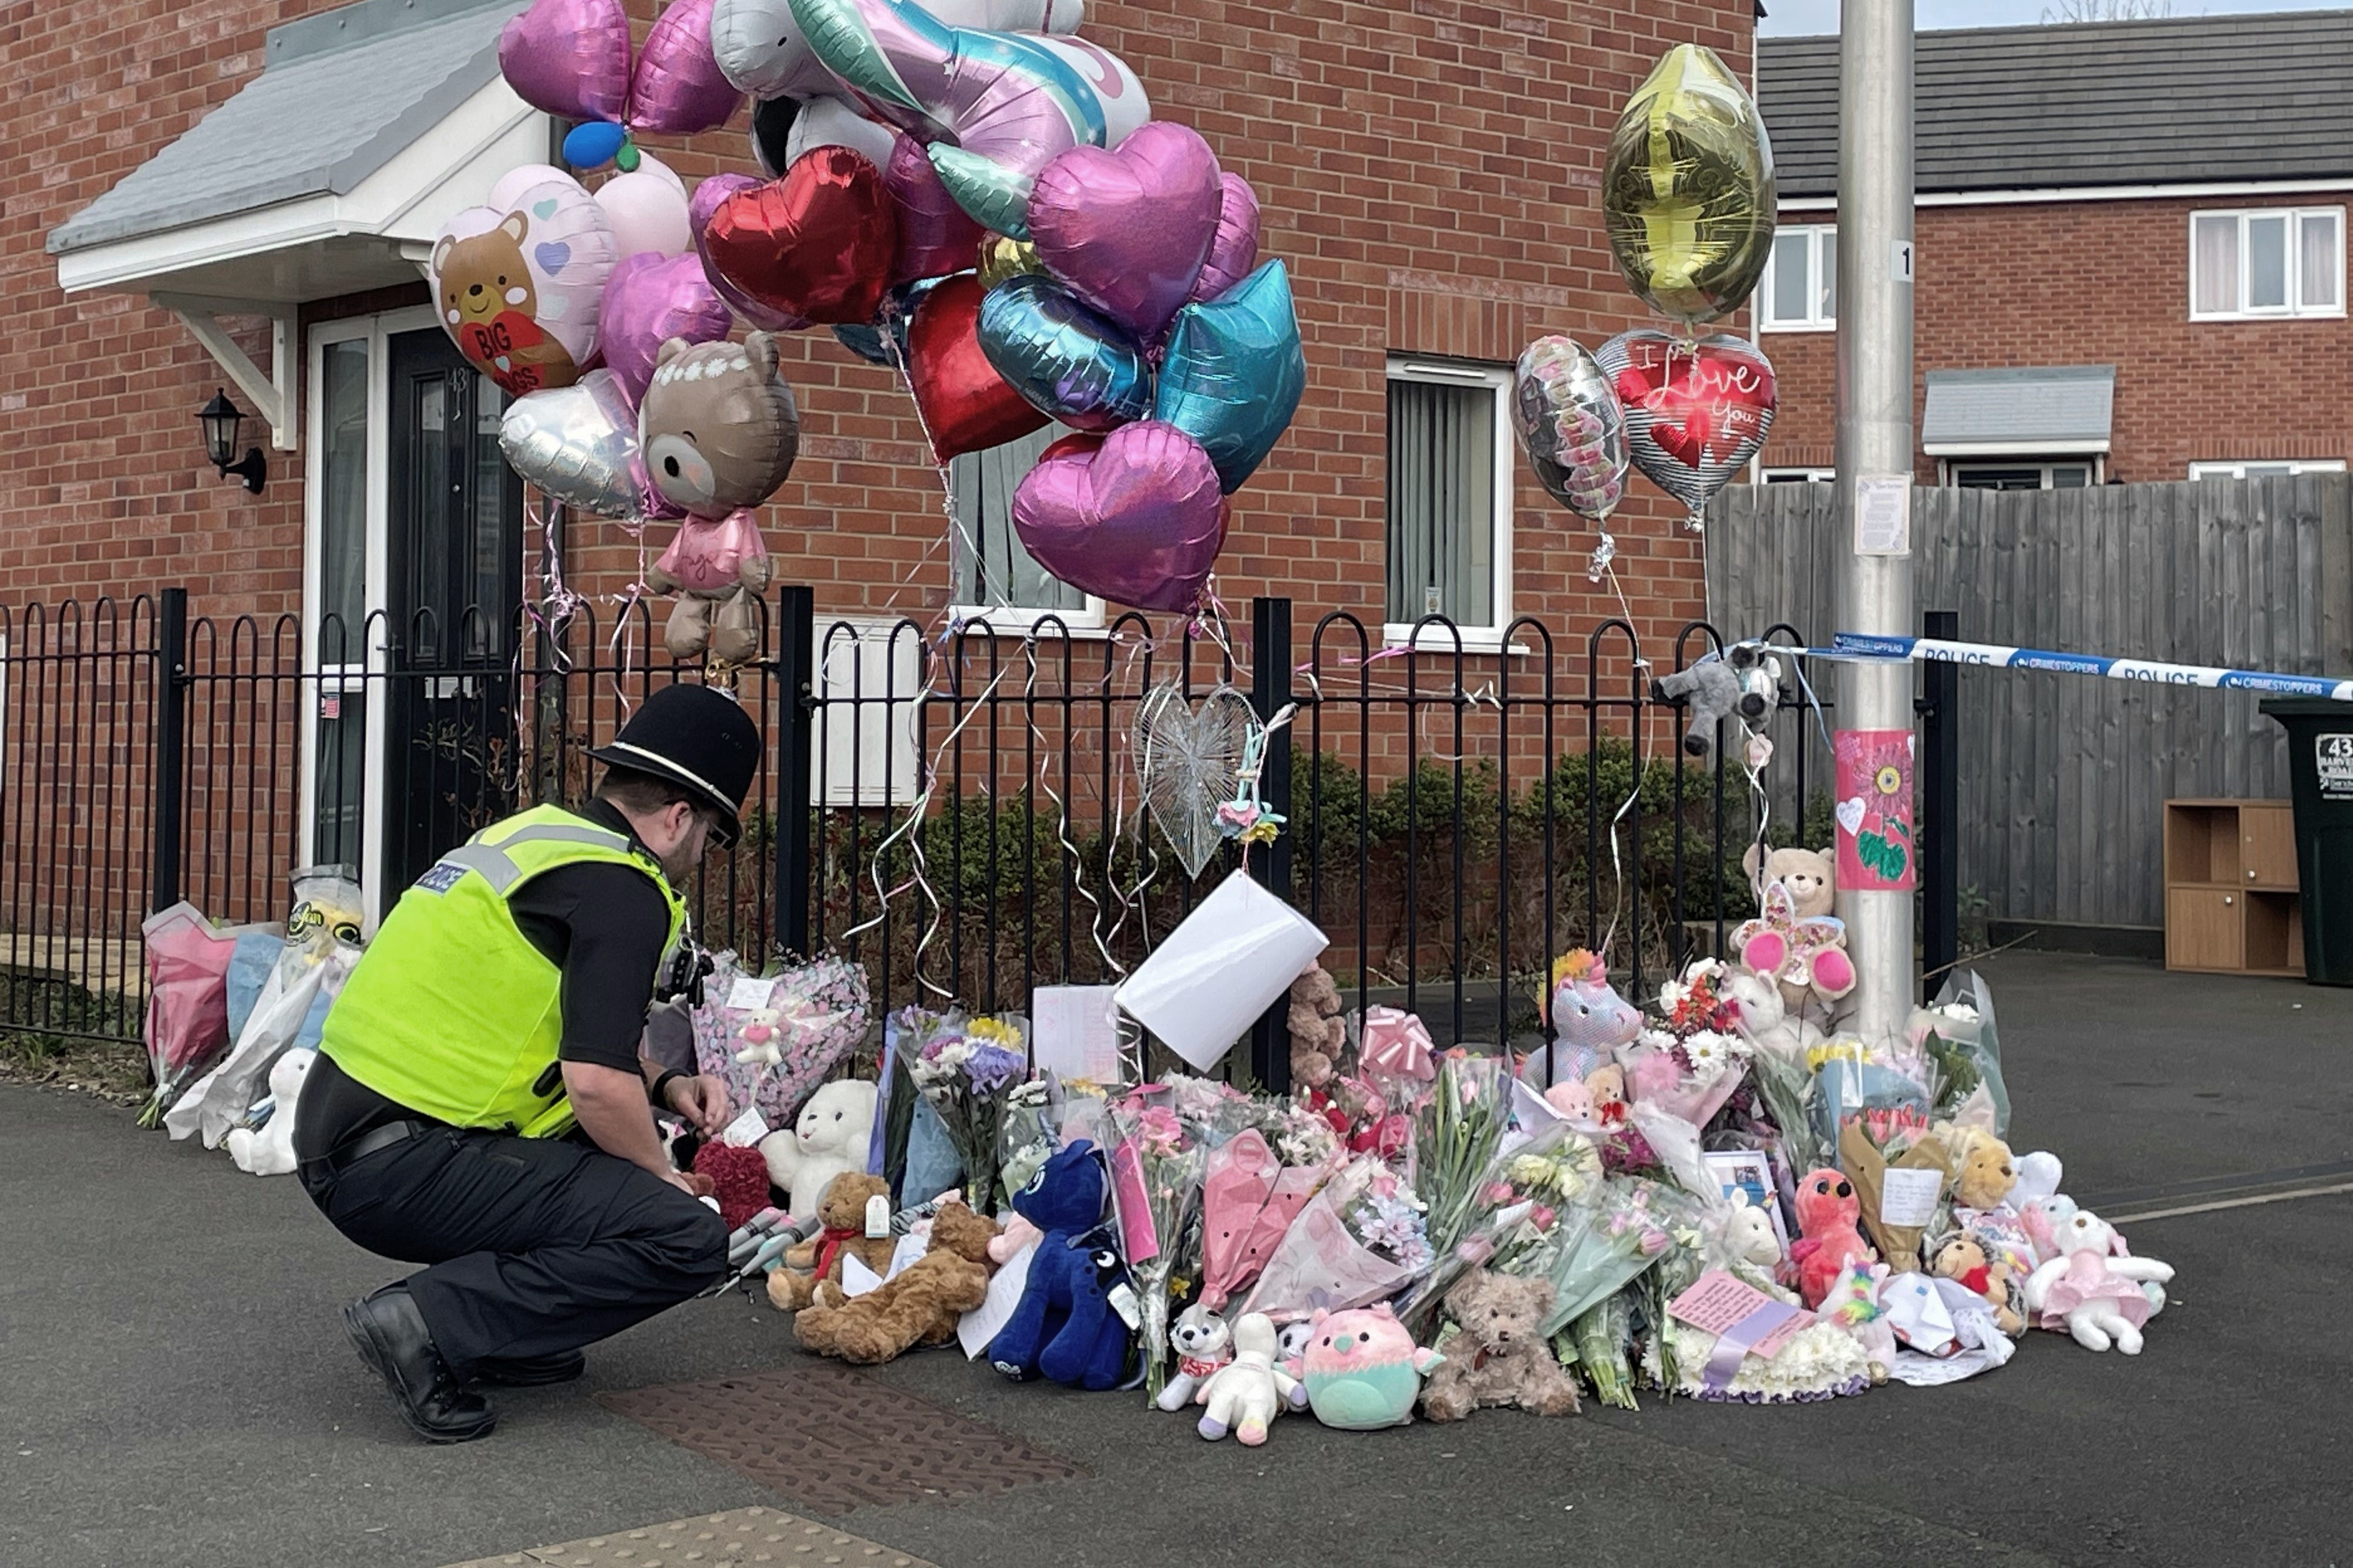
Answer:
[
  {"xmin": 473, "ymin": 1350, "xmax": 587, "ymax": 1387},
  {"xmin": 341, "ymin": 1285, "xmax": 497, "ymax": 1444}
]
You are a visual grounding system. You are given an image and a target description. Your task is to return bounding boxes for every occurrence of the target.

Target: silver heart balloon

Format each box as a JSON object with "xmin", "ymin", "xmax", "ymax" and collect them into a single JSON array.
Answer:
[
  {"xmin": 498, "ymin": 368, "xmax": 649, "ymax": 520},
  {"xmin": 1132, "ymin": 682, "xmax": 1255, "ymax": 879}
]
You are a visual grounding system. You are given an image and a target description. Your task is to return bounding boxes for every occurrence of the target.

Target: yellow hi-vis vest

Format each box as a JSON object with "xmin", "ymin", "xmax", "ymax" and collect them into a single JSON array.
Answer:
[{"xmin": 320, "ymin": 804, "xmax": 688, "ymax": 1138}]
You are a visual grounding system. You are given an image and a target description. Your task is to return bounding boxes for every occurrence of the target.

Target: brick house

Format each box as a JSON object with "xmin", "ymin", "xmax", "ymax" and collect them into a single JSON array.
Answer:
[
  {"xmin": 1753, "ymin": 10, "xmax": 2353, "ymax": 491},
  {"xmin": 4, "ymin": 0, "xmax": 1762, "ymax": 925}
]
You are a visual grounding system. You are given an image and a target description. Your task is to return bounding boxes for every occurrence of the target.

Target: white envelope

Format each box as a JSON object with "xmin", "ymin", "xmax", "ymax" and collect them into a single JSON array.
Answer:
[{"xmin": 1115, "ymin": 871, "xmax": 1328, "ymax": 1071}]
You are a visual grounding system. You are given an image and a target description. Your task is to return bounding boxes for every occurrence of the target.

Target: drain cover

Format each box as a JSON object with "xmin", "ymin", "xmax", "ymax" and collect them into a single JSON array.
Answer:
[
  {"xmin": 597, "ymin": 1364, "xmax": 1086, "ymax": 1515},
  {"xmin": 438, "ymin": 1505, "xmax": 933, "ymax": 1567}
]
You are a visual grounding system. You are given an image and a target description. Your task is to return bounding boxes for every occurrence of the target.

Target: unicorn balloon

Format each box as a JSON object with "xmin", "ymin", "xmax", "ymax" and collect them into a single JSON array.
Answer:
[{"xmin": 785, "ymin": 0, "xmax": 1149, "ymax": 235}]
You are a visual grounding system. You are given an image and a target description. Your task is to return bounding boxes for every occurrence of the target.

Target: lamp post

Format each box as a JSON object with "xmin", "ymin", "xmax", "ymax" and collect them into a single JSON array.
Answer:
[
  {"xmin": 1833, "ymin": 0, "xmax": 1917, "ymax": 1035},
  {"xmin": 198, "ymin": 389, "xmax": 268, "ymax": 494}
]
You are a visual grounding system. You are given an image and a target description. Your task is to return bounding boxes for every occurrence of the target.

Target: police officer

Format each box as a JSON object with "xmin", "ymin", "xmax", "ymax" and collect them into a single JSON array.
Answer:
[{"xmin": 294, "ymin": 684, "xmax": 759, "ymax": 1442}]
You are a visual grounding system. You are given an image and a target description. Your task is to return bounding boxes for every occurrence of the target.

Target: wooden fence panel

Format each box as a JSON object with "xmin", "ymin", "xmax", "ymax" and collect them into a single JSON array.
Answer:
[{"xmin": 1708, "ymin": 475, "xmax": 2352, "ymax": 929}]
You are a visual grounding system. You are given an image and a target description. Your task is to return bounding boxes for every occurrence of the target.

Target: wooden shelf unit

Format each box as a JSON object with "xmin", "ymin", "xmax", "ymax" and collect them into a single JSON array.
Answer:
[{"xmin": 2164, "ymin": 799, "xmax": 2304, "ymax": 976}]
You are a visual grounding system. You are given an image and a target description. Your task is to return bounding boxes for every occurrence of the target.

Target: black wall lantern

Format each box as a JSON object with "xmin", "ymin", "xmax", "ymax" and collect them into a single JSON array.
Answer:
[{"xmin": 198, "ymin": 388, "xmax": 268, "ymax": 494}]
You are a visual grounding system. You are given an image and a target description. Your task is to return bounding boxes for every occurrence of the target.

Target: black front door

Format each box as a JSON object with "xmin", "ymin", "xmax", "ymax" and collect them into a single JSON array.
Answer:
[{"xmin": 383, "ymin": 328, "xmax": 523, "ymax": 892}]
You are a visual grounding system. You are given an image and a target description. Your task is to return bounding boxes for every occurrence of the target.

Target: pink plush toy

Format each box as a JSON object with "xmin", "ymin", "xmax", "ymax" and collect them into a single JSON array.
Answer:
[
  {"xmin": 1788, "ymin": 1167, "xmax": 1874, "ymax": 1309},
  {"xmin": 1732, "ymin": 877, "xmax": 1857, "ymax": 1017},
  {"xmin": 988, "ymin": 1212, "xmax": 1043, "ymax": 1266},
  {"xmin": 2024, "ymin": 1209, "xmax": 2175, "ymax": 1354},
  {"xmin": 1299, "ymin": 1303, "xmax": 1442, "ymax": 1431}
]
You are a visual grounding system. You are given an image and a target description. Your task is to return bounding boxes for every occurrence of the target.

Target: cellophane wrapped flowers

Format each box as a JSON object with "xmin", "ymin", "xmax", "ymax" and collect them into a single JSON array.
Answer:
[
  {"xmin": 905, "ymin": 1011, "xmax": 1029, "ymax": 1214},
  {"xmin": 1108, "ymin": 1091, "xmax": 1207, "ymax": 1406}
]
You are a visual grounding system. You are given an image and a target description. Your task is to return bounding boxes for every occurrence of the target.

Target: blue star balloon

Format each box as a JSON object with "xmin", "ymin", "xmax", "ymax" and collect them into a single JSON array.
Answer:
[
  {"xmin": 977, "ymin": 273, "xmax": 1153, "ymax": 431},
  {"xmin": 1153, "ymin": 259, "xmax": 1305, "ymax": 494}
]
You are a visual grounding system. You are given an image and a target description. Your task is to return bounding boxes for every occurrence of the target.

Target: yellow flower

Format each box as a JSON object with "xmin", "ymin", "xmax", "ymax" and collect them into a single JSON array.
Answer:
[{"xmin": 968, "ymin": 1016, "xmax": 1023, "ymax": 1049}]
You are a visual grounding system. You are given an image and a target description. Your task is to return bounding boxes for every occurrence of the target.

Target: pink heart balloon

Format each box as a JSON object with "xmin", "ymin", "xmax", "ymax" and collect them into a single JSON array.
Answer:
[
  {"xmin": 884, "ymin": 134, "xmax": 987, "ymax": 286},
  {"xmin": 499, "ymin": 0, "xmax": 630, "ymax": 122},
  {"xmin": 599, "ymin": 252, "xmax": 735, "ymax": 405},
  {"xmin": 1026, "ymin": 122, "xmax": 1224, "ymax": 343},
  {"xmin": 1187, "ymin": 173, "xmax": 1261, "ymax": 305},
  {"xmin": 628, "ymin": 0, "xmax": 742, "ymax": 134},
  {"xmin": 689, "ymin": 175, "xmax": 809, "ymax": 333},
  {"xmin": 1011, "ymin": 422, "xmax": 1227, "ymax": 612}
]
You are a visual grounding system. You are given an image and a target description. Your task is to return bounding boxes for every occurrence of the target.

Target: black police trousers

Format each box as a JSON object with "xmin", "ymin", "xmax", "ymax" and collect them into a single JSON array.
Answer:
[{"xmin": 299, "ymin": 1124, "xmax": 728, "ymax": 1376}]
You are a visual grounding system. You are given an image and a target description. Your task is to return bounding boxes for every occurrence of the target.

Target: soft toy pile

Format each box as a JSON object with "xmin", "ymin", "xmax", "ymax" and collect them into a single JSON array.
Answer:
[{"xmin": 708, "ymin": 949, "xmax": 2170, "ymax": 1442}]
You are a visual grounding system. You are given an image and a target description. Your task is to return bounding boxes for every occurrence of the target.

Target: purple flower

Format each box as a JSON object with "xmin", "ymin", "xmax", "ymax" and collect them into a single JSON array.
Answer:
[{"xmin": 963, "ymin": 1043, "xmax": 1028, "ymax": 1097}]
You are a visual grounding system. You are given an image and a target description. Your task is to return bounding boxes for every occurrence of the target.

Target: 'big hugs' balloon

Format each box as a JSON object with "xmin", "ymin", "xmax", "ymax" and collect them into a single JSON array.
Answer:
[{"xmin": 429, "ymin": 177, "xmax": 617, "ymax": 397}]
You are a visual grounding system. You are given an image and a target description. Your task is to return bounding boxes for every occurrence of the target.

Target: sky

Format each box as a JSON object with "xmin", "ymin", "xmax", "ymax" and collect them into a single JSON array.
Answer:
[{"xmin": 1760, "ymin": 0, "xmax": 2350, "ymax": 37}]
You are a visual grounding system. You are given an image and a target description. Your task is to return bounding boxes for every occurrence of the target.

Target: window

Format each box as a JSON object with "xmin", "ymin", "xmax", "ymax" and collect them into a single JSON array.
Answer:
[
  {"xmin": 2190, "ymin": 208, "xmax": 2344, "ymax": 320},
  {"xmin": 947, "ymin": 424, "xmax": 1101, "ymax": 629},
  {"xmin": 1761, "ymin": 467, "xmax": 1837, "ymax": 483},
  {"xmin": 1757, "ymin": 225, "xmax": 1836, "ymax": 331},
  {"xmin": 1386, "ymin": 358, "xmax": 1513, "ymax": 643},
  {"xmin": 2190, "ymin": 460, "xmax": 2348, "ymax": 480},
  {"xmin": 814, "ymin": 619, "xmax": 923, "ymax": 807},
  {"xmin": 1948, "ymin": 461, "xmax": 2095, "ymax": 491}
]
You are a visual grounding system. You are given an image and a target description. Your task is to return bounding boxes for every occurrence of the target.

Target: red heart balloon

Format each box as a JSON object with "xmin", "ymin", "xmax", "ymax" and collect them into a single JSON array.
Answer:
[
  {"xmin": 1594, "ymin": 328, "xmax": 1776, "ymax": 520},
  {"xmin": 908, "ymin": 274, "xmax": 1049, "ymax": 461},
  {"xmin": 702, "ymin": 146, "xmax": 897, "ymax": 326}
]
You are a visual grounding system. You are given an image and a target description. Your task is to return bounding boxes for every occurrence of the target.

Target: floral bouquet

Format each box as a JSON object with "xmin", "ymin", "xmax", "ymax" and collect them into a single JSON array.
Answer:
[
  {"xmin": 691, "ymin": 951, "xmax": 871, "ymax": 1131},
  {"xmin": 1512, "ymin": 1176, "xmax": 1696, "ymax": 1339},
  {"xmin": 1622, "ymin": 959, "xmax": 1752, "ymax": 1128},
  {"xmin": 1162, "ymin": 1072, "xmax": 1262, "ymax": 1148},
  {"xmin": 1241, "ymin": 1156, "xmax": 1432, "ymax": 1321},
  {"xmin": 1410, "ymin": 1051, "xmax": 1513, "ymax": 1258},
  {"xmin": 905, "ymin": 1012, "xmax": 1031, "ymax": 1214},
  {"xmin": 1197, "ymin": 1128, "xmax": 1325, "ymax": 1313},
  {"xmin": 1909, "ymin": 969, "xmax": 2009, "ymax": 1133},
  {"xmin": 1107, "ymin": 1094, "xmax": 1209, "ymax": 1404}
]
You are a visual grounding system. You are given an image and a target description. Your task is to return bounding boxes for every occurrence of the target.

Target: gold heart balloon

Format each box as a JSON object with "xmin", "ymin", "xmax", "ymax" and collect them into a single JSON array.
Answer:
[{"xmin": 1601, "ymin": 45, "xmax": 1778, "ymax": 327}]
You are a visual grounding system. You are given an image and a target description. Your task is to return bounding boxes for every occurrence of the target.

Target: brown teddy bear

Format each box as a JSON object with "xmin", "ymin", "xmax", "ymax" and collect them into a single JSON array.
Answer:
[
  {"xmin": 794, "ymin": 1200, "xmax": 1001, "ymax": 1364},
  {"xmin": 1419, "ymin": 1268, "xmax": 1583, "ymax": 1422},
  {"xmin": 1742, "ymin": 843, "xmax": 1836, "ymax": 918},
  {"xmin": 1286, "ymin": 965, "xmax": 1345, "ymax": 1090},
  {"xmin": 1947, "ymin": 1128, "xmax": 2018, "ymax": 1212},
  {"xmin": 766, "ymin": 1171, "xmax": 896, "ymax": 1312},
  {"xmin": 1932, "ymin": 1232, "xmax": 2025, "ymax": 1337}
]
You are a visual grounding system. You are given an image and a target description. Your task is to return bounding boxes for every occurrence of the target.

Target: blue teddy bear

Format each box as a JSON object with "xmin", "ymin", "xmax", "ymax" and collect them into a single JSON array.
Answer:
[{"xmin": 988, "ymin": 1139, "xmax": 1134, "ymax": 1391}]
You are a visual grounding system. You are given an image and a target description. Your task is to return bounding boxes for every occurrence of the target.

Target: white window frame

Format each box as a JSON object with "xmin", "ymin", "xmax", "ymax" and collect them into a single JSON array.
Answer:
[
  {"xmin": 2189, "ymin": 459, "xmax": 2348, "ymax": 480},
  {"xmin": 813, "ymin": 617, "xmax": 924, "ymax": 807},
  {"xmin": 1759, "ymin": 466, "xmax": 1837, "ymax": 483},
  {"xmin": 299, "ymin": 305, "xmax": 436, "ymax": 929},
  {"xmin": 1383, "ymin": 357, "xmax": 1516, "ymax": 653},
  {"xmin": 944, "ymin": 431, "xmax": 1106, "ymax": 635},
  {"xmin": 1943, "ymin": 459, "xmax": 2102, "ymax": 491},
  {"xmin": 1757, "ymin": 225, "xmax": 1837, "ymax": 332},
  {"xmin": 2189, "ymin": 206, "xmax": 2346, "ymax": 322}
]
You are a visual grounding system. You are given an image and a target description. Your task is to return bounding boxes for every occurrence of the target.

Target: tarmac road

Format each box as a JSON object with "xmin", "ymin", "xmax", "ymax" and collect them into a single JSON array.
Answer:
[{"xmin": 2, "ymin": 952, "xmax": 2346, "ymax": 1568}]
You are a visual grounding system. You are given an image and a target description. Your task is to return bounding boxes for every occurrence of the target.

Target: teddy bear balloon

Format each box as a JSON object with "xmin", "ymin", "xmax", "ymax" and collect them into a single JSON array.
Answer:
[{"xmin": 637, "ymin": 332, "xmax": 800, "ymax": 666}]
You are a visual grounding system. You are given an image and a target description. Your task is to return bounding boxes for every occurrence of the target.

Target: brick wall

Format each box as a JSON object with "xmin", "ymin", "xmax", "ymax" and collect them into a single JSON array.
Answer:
[
  {"xmin": 1, "ymin": 0, "xmax": 1755, "ymax": 651},
  {"xmin": 1761, "ymin": 195, "xmax": 2353, "ymax": 481}
]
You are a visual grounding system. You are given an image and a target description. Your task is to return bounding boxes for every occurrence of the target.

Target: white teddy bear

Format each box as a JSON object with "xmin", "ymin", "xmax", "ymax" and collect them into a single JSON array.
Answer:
[
  {"xmin": 758, "ymin": 1078, "xmax": 879, "ymax": 1216},
  {"xmin": 226, "ymin": 1049, "xmax": 317, "ymax": 1177},
  {"xmin": 1196, "ymin": 1312, "xmax": 1300, "ymax": 1447},
  {"xmin": 1722, "ymin": 970, "xmax": 1823, "ymax": 1064}
]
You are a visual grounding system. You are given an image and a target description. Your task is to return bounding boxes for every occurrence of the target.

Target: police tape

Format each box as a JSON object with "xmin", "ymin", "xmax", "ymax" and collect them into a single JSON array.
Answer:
[{"xmin": 1812, "ymin": 632, "xmax": 2353, "ymax": 703}]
